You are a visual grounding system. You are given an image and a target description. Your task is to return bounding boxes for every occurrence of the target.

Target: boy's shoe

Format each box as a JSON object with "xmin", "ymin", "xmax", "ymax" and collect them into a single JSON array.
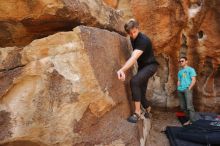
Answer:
[
  {"xmin": 146, "ymin": 106, "xmax": 151, "ymax": 113},
  {"xmin": 141, "ymin": 106, "xmax": 152, "ymax": 119},
  {"xmin": 127, "ymin": 113, "xmax": 140, "ymax": 123}
]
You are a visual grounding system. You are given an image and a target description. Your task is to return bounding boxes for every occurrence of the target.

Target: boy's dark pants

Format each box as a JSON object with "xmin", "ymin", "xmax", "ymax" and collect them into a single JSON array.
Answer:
[{"xmin": 130, "ymin": 64, "xmax": 158, "ymax": 109}]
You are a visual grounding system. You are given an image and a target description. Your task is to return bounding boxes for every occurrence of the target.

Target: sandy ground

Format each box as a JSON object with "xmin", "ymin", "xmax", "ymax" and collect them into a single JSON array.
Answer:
[{"xmin": 146, "ymin": 109, "xmax": 181, "ymax": 146}]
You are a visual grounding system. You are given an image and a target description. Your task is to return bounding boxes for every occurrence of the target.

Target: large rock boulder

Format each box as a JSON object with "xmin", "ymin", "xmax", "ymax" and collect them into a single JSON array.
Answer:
[
  {"xmin": 183, "ymin": 0, "xmax": 220, "ymax": 112},
  {"xmin": 0, "ymin": 26, "xmax": 151, "ymax": 146},
  {"xmin": 0, "ymin": 0, "xmax": 125, "ymax": 47}
]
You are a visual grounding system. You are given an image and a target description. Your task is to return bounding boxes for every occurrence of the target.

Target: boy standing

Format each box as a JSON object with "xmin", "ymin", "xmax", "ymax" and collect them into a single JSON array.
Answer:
[{"xmin": 177, "ymin": 57, "xmax": 197, "ymax": 125}]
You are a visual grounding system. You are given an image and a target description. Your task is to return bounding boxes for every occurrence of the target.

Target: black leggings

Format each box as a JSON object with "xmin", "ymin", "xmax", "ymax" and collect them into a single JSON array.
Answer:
[{"xmin": 130, "ymin": 64, "xmax": 158, "ymax": 108}]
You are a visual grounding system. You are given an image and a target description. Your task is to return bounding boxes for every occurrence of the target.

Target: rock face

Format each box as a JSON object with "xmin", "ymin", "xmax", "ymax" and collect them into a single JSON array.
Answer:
[
  {"xmin": 103, "ymin": 0, "xmax": 119, "ymax": 8},
  {"xmin": 185, "ymin": 0, "xmax": 220, "ymax": 112},
  {"xmin": 104, "ymin": 0, "xmax": 134, "ymax": 21},
  {"xmin": 0, "ymin": 0, "xmax": 125, "ymax": 47},
  {"xmin": 0, "ymin": 26, "xmax": 149, "ymax": 146}
]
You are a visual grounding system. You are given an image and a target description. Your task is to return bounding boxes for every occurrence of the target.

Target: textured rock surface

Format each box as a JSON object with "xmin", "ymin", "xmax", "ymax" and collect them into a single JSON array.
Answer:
[
  {"xmin": 103, "ymin": 0, "xmax": 119, "ymax": 8},
  {"xmin": 0, "ymin": 26, "xmax": 152, "ymax": 146},
  {"xmin": 146, "ymin": 109, "xmax": 181, "ymax": 146},
  {"xmin": 183, "ymin": 0, "xmax": 220, "ymax": 112},
  {"xmin": 0, "ymin": 0, "xmax": 125, "ymax": 47},
  {"xmin": 103, "ymin": 0, "xmax": 134, "ymax": 21}
]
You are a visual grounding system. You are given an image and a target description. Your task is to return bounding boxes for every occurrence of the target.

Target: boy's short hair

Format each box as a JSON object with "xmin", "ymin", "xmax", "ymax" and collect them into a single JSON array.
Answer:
[
  {"xmin": 124, "ymin": 19, "xmax": 139, "ymax": 33},
  {"xmin": 180, "ymin": 56, "xmax": 188, "ymax": 61}
]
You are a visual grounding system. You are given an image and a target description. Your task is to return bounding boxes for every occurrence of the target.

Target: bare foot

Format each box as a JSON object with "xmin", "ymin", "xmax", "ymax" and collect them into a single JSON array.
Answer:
[
  {"xmin": 146, "ymin": 106, "xmax": 151, "ymax": 113},
  {"xmin": 183, "ymin": 120, "xmax": 192, "ymax": 126}
]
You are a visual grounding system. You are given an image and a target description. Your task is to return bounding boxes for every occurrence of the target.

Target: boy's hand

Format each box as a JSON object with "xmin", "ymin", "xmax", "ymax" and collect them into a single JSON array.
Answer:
[{"xmin": 117, "ymin": 69, "xmax": 126, "ymax": 81}]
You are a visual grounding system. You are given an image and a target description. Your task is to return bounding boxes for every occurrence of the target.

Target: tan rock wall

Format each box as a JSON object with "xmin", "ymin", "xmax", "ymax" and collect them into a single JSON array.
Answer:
[
  {"xmin": 0, "ymin": 26, "xmax": 144, "ymax": 146},
  {"xmin": 0, "ymin": 0, "xmax": 125, "ymax": 47}
]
